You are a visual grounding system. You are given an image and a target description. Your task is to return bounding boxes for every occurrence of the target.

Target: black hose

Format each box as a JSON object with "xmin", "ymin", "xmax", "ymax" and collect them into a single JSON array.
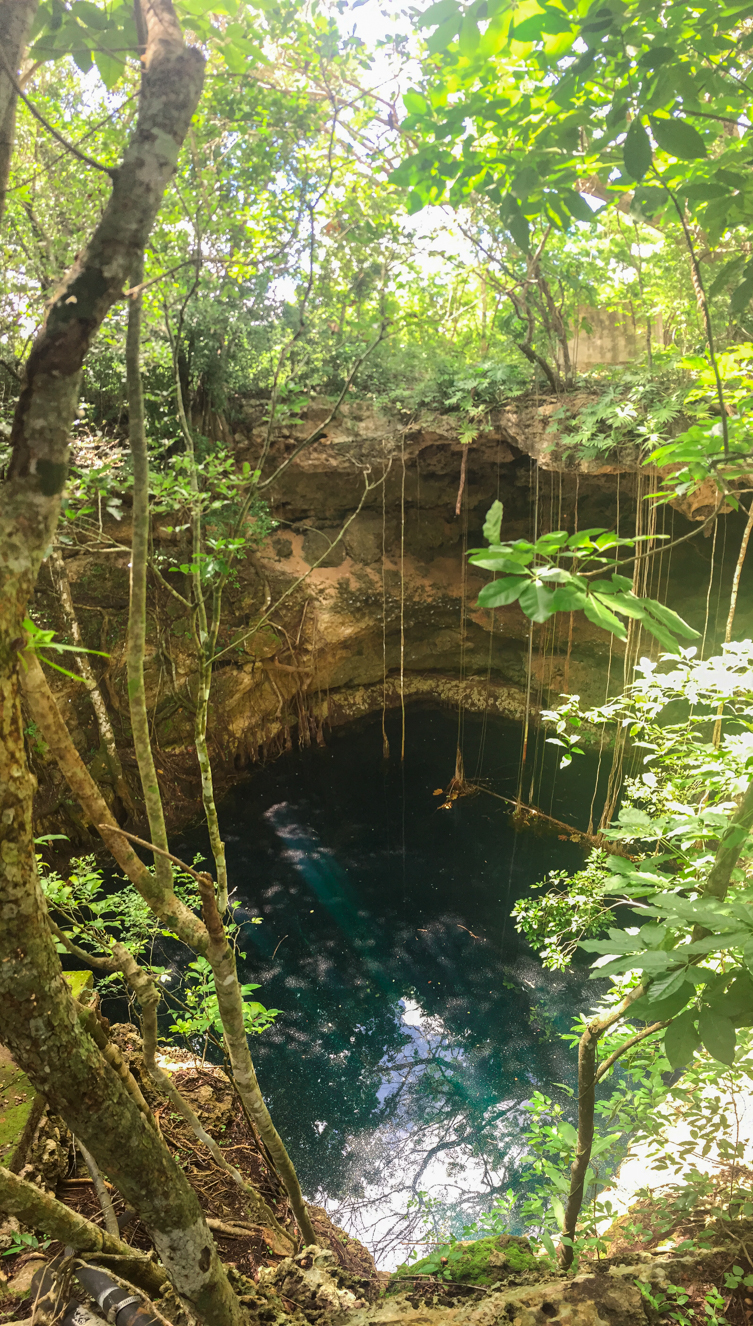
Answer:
[
  {"xmin": 34, "ymin": 1256, "xmax": 163, "ymax": 1326},
  {"xmin": 30, "ymin": 1263, "xmax": 105, "ymax": 1326},
  {"xmin": 73, "ymin": 1263, "xmax": 163, "ymax": 1326}
]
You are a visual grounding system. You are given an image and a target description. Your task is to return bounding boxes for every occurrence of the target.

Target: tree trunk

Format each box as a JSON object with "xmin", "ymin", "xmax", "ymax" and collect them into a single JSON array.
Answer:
[
  {"xmin": 19, "ymin": 651, "xmax": 209, "ymax": 951},
  {"xmin": 0, "ymin": 0, "xmax": 39, "ymax": 224},
  {"xmin": 2, "ymin": 0, "xmax": 205, "ymax": 639},
  {"xmin": 0, "ymin": 5, "xmax": 244, "ymax": 1317},
  {"xmin": 196, "ymin": 879, "xmax": 319, "ymax": 1246},
  {"xmin": 48, "ymin": 547, "xmax": 134, "ymax": 814},
  {"xmin": 126, "ymin": 253, "xmax": 173, "ymax": 891},
  {"xmin": 0, "ymin": 842, "xmax": 240, "ymax": 1322},
  {"xmin": 22, "ymin": 647, "xmax": 316, "ymax": 1245}
]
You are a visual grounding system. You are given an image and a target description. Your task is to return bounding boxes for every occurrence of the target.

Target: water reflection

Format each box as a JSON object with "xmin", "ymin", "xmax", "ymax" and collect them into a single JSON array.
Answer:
[{"xmin": 177, "ymin": 708, "xmax": 605, "ymax": 1265}]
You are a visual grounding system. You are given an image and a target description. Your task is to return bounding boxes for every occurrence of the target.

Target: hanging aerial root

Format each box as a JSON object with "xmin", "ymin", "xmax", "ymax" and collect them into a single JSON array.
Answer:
[{"xmin": 434, "ymin": 747, "xmax": 479, "ymax": 810}]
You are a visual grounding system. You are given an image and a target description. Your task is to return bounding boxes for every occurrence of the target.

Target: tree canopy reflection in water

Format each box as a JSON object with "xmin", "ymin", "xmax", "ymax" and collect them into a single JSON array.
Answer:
[{"xmin": 178, "ymin": 707, "xmax": 606, "ymax": 1265}]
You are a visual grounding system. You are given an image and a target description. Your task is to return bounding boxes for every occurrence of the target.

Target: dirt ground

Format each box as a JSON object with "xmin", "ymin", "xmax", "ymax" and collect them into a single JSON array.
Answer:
[{"xmin": 0, "ymin": 1026, "xmax": 376, "ymax": 1322}]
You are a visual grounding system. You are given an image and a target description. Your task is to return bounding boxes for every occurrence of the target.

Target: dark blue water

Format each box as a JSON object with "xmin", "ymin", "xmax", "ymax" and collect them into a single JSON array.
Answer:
[{"xmin": 173, "ymin": 706, "xmax": 606, "ymax": 1264}]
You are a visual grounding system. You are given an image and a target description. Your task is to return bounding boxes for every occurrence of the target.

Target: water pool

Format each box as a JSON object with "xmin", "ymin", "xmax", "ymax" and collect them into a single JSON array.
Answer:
[{"xmin": 171, "ymin": 706, "xmax": 607, "ymax": 1264}]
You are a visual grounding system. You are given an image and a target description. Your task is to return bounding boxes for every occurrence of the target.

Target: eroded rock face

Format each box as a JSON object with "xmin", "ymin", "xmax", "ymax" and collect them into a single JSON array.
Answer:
[
  {"xmin": 30, "ymin": 404, "xmax": 727, "ymax": 840},
  {"xmin": 257, "ymin": 1245, "xmax": 647, "ymax": 1326},
  {"xmin": 259, "ymin": 1246, "xmax": 373, "ymax": 1320}
]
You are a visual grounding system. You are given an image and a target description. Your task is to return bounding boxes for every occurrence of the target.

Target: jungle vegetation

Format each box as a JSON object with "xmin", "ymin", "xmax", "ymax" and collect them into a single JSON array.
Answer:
[{"xmin": 3, "ymin": 0, "xmax": 753, "ymax": 1321}]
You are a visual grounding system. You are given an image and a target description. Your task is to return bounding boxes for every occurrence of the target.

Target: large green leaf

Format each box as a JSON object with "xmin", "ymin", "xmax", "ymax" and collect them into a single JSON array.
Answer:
[
  {"xmin": 482, "ymin": 500, "xmax": 504, "ymax": 544},
  {"xmin": 403, "ymin": 90, "xmax": 430, "ymax": 115},
  {"xmin": 665, "ymin": 1010, "xmax": 700, "ymax": 1068},
  {"xmin": 705, "ymin": 971, "xmax": 753, "ymax": 1020},
  {"xmin": 698, "ymin": 1007, "xmax": 737, "ymax": 1064},
  {"xmin": 518, "ymin": 580, "xmax": 558, "ymax": 622},
  {"xmin": 477, "ymin": 577, "xmax": 527, "ymax": 608},
  {"xmin": 550, "ymin": 585, "xmax": 588, "ymax": 611},
  {"xmin": 624, "ymin": 119, "xmax": 653, "ymax": 180},
  {"xmin": 417, "ymin": 0, "xmax": 460, "ymax": 28},
  {"xmin": 651, "ymin": 116, "xmax": 707, "ymax": 159},
  {"xmin": 583, "ymin": 595, "xmax": 628, "ymax": 638},
  {"xmin": 507, "ymin": 209, "xmax": 530, "ymax": 251},
  {"xmin": 469, "ymin": 553, "xmax": 529, "ymax": 572},
  {"xmin": 730, "ymin": 275, "xmax": 753, "ymax": 315},
  {"xmin": 640, "ymin": 599, "xmax": 700, "ymax": 640},
  {"xmin": 635, "ymin": 615, "xmax": 683, "ymax": 656},
  {"xmin": 426, "ymin": 13, "xmax": 463, "ymax": 52},
  {"xmin": 629, "ymin": 981, "xmax": 694, "ymax": 1022},
  {"xmin": 561, "ymin": 189, "xmax": 598, "ymax": 222},
  {"xmin": 458, "ymin": 14, "xmax": 480, "ymax": 54}
]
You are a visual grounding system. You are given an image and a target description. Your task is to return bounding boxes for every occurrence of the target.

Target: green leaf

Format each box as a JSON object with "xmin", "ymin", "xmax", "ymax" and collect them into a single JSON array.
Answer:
[
  {"xmin": 426, "ymin": 12, "xmax": 462, "ymax": 51},
  {"xmin": 458, "ymin": 14, "xmax": 480, "ymax": 54},
  {"xmin": 541, "ymin": 1229, "xmax": 558, "ymax": 1259},
  {"xmin": 469, "ymin": 553, "xmax": 529, "ymax": 573},
  {"xmin": 583, "ymin": 595, "xmax": 628, "ymax": 638},
  {"xmin": 557, "ymin": 1121, "xmax": 578, "ymax": 1147},
  {"xmin": 709, "ymin": 255, "xmax": 746, "ymax": 299},
  {"xmin": 511, "ymin": 165, "xmax": 540, "ymax": 199},
  {"xmin": 507, "ymin": 208, "xmax": 530, "ymax": 251},
  {"xmin": 417, "ymin": 0, "xmax": 459, "ymax": 27},
  {"xmin": 477, "ymin": 577, "xmax": 526, "ymax": 608},
  {"xmin": 518, "ymin": 580, "xmax": 557, "ymax": 622},
  {"xmin": 730, "ymin": 275, "xmax": 753, "ymax": 315},
  {"xmin": 561, "ymin": 189, "xmax": 598, "ymax": 222},
  {"xmin": 482, "ymin": 500, "xmax": 504, "ymax": 544},
  {"xmin": 550, "ymin": 584, "xmax": 588, "ymax": 612},
  {"xmin": 629, "ymin": 981, "xmax": 694, "ymax": 1022},
  {"xmin": 698, "ymin": 1008, "xmax": 737, "ymax": 1065},
  {"xmin": 624, "ymin": 119, "xmax": 653, "ymax": 181},
  {"xmin": 651, "ymin": 116, "xmax": 707, "ymax": 159},
  {"xmin": 683, "ymin": 182, "xmax": 729, "ymax": 201},
  {"xmin": 665, "ymin": 1010, "xmax": 701, "ymax": 1068},
  {"xmin": 403, "ymin": 90, "xmax": 430, "ymax": 115},
  {"xmin": 92, "ymin": 47, "xmax": 123, "ymax": 89},
  {"xmin": 640, "ymin": 599, "xmax": 699, "ymax": 640},
  {"xmin": 635, "ymin": 615, "xmax": 683, "ymax": 655},
  {"xmin": 580, "ymin": 935, "xmax": 639, "ymax": 954},
  {"xmin": 706, "ymin": 972, "xmax": 753, "ymax": 1020},
  {"xmin": 515, "ymin": 8, "xmax": 572, "ymax": 39},
  {"xmin": 638, "ymin": 44, "xmax": 675, "ymax": 68}
]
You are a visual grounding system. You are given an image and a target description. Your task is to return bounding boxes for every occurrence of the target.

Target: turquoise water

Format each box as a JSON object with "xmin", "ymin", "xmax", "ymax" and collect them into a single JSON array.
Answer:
[{"xmin": 173, "ymin": 706, "xmax": 606, "ymax": 1264}]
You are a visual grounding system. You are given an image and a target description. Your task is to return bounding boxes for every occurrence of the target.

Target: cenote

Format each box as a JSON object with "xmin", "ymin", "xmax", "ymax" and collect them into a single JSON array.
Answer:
[{"xmin": 158, "ymin": 705, "xmax": 609, "ymax": 1265}]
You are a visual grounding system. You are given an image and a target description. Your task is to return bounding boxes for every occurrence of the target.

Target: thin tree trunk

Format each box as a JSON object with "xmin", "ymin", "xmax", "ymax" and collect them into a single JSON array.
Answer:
[
  {"xmin": 0, "ymin": 0, "xmax": 39, "ymax": 224},
  {"xmin": 125, "ymin": 253, "xmax": 173, "ymax": 890},
  {"xmin": 114, "ymin": 943, "xmax": 295, "ymax": 1251},
  {"xmin": 169, "ymin": 339, "xmax": 230, "ymax": 911},
  {"xmin": 23, "ymin": 647, "xmax": 317, "ymax": 1246},
  {"xmin": 76, "ymin": 1139, "xmax": 120, "ymax": 1238},
  {"xmin": 196, "ymin": 877, "xmax": 318, "ymax": 1246},
  {"xmin": 712, "ymin": 501, "xmax": 753, "ymax": 747},
  {"xmin": 19, "ymin": 651, "xmax": 208, "ymax": 952},
  {"xmin": 48, "ymin": 547, "xmax": 134, "ymax": 814}
]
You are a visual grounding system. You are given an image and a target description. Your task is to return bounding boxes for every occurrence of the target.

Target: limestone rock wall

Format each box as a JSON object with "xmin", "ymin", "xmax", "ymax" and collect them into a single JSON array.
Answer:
[{"xmin": 28, "ymin": 402, "xmax": 734, "ymax": 839}]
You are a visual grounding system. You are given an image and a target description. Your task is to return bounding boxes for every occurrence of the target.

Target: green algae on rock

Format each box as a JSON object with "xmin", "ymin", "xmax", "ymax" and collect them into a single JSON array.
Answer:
[{"xmin": 391, "ymin": 1234, "xmax": 543, "ymax": 1289}]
